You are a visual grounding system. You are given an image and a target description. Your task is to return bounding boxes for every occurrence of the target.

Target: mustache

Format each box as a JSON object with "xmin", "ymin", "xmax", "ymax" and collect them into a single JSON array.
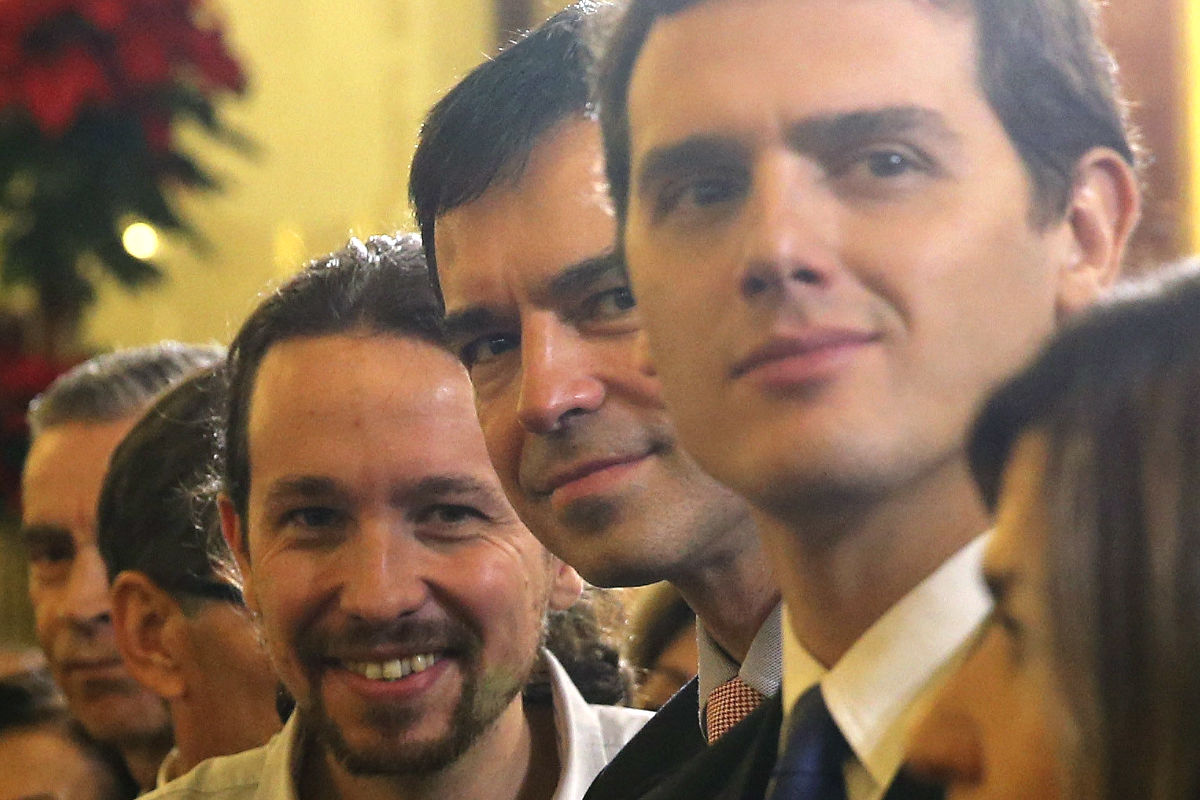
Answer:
[
  {"xmin": 50, "ymin": 632, "xmax": 121, "ymax": 667},
  {"xmin": 295, "ymin": 616, "xmax": 482, "ymax": 663},
  {"xmin": 517, "ymin": 414, "xmax": 675, "ymax": 495}
]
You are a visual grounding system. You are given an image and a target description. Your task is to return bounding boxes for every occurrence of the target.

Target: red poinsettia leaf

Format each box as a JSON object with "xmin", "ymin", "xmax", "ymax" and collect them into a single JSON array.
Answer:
[
  {"xmin": 21, "ymin": 47, "xmax": 113, "ymax": 135},
  {"xmin": 184, "ymin": 28, "xmax": 245, "ymax": 93},
  {"xmin": 117, "ymin": 31, "xmax": 171, "ymax": 87},
  {"xmin": 0, "ymin": 0, "xmax": 75, "ymax": 36},
  {"xmin": 0, "ymin": 35, "xmax": 21, "ymax": 71},
  {"xmin": 78, "ymin": 0, "xmax": 128, "ymax": 31}
]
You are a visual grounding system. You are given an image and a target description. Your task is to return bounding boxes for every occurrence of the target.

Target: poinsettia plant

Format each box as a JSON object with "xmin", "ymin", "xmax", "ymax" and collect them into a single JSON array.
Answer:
[{"xmin": 0, "ymin": 0, "xmax": 249, "ymax": 354}]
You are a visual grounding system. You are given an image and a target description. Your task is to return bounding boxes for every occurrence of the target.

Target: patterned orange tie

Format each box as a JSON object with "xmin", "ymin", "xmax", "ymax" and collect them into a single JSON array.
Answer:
[{"xmin": 705, "ymin": 675, "xmax": 766, "ymax": 743}]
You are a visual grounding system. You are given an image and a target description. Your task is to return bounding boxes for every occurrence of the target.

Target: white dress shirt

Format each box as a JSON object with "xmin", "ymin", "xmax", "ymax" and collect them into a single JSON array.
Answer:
[
  {"xmin": 143, "ymin": 650, "xmax": 650, "ymax": 800},
  {"xmin": 781, "ymin": 535, "xmax": 991, "ymax": 800}
]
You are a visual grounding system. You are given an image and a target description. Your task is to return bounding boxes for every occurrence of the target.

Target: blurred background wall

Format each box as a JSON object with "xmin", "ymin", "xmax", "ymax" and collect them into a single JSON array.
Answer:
[{"xmin": 81, "ymin": 0, "xmax": 497, "ymax": 348}]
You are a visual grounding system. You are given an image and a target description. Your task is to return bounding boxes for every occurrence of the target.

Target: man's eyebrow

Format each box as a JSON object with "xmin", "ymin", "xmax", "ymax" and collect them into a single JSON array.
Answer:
[
  {"xmin": 635, "ymin": 105, "xmax": 957, "ymax": 192},
  {"xmin": 19, "ymin": 524, "xmax": 71, "ymax": 546},
  {"xmin": 442, "ymin": 306, "xmax": 511, "ymax": 346},
  {"xmin": 442, "ymin": 251, "xmax": 624, "ymax": 344},
  {"xmin": 546, "ymin": 250, "xmax": 624, "ymax": 301},
  {"xmin": 404, "ymin": 475, "xmax": 499, "ymax": 501},
  {"xmin": 263, "ymin": 476, "xmax": 341, "ymax": 505},
  {"xmin": 783, "ymin": 105, "xmax": 958, "ymax": 154},
  {"xmin": 636, "ymin": 136, "xmax": 748, "ymax": 194}
]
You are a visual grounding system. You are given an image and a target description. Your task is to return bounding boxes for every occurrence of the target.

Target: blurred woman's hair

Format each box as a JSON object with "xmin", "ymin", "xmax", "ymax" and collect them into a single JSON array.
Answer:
[
  {"xmin": 0, "ymin": 668, "xmax": 139, "ymax": 799},
  {"xmin": 968, "ymin": 259, "xmax": 1200, "ymax": 800}
]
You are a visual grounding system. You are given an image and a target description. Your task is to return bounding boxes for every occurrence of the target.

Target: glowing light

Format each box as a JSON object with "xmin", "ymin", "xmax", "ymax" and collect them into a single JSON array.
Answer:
[{"xmin": 122, "ymin": 222, "xmax": 159, "ymax": 260}]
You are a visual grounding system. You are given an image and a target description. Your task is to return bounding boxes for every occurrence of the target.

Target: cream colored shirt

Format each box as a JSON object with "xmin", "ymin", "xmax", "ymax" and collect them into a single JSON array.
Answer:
[
  {"xmin": 780, "ymin": 535, "xmax": 991, "ymax": 800},
  {"xmin": 144, "ymin": 650, "xmax": 650, "ymax": 800},
  {"xmin": 155, "ymin": 747, "xmax": 182, "ymax": 789}
]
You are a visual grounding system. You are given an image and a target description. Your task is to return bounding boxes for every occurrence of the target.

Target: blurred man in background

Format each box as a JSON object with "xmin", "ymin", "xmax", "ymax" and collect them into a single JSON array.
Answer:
[
  {"xmin": 99, "ymin": 366, "xmax": 283, "ymax": 786},
  {"xmin": 20, "ymin": 343, "xmax": 222, "ymax": 788}
]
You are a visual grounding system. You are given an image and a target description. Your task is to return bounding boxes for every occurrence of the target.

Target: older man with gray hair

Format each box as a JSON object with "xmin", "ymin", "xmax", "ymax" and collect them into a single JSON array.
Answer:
[{"xmin": 21, "ymin": 343, "xmax": 222, "ymax": 789}]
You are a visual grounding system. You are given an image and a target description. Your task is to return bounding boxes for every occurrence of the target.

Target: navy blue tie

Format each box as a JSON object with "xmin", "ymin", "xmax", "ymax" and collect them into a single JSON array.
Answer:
[{"xmin": 767, "ymin": 685, "xmax": 850, "ymax": 800}]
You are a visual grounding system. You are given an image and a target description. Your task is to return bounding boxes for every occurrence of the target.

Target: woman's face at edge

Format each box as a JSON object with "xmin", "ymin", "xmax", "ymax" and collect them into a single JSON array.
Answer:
[{"xmin": 907, "ymin": 431, "xmax": 1084, "ymax": 800}]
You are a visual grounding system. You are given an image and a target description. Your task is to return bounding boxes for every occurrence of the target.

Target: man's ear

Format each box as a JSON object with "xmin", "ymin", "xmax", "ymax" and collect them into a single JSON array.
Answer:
[
  {"xmin": 1055, "ymin": 146, "xmax": 1141, "ymax": 318},
  {"xmin": 218, "ymin": 494, "xmax": 257, "ymax": 616},
  {"xmin": 547, "ymin": 558, "xmax": 585, "ymax": 612},
  {"xmin": 110, "ymin": 571, "xmax": 187, "ymax": 701}
]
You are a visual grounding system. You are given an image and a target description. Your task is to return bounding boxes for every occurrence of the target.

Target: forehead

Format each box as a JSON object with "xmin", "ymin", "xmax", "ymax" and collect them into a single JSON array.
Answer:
[
  {"xmin": 628, "ymin": 0, "xmax": 981, "ymax": 152},
  {"xmin": 22, "ymin": 417, "xmax": 138, "ymax": 530},
  {"xmin": 435, "ymin": 118, "xmax": 617, "ymax": 315},
  {"xmin": 246, "ymin": 334, "xmax": 494, "ymax": 480}
]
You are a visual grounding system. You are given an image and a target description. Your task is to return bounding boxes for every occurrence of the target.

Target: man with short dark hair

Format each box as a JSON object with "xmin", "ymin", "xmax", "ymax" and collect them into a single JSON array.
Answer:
[
  {"xmin": 21, "ymin": 343, "xmax": 222, "ymax": 789},
  {"xmin": 144, "ymin": 235, "xmax": 649, "ymax": 800},
  {"xmin": 410, "ymin": 8, "xmax": 781, "ymax": 795},
  {"xmin": 98, "ymin": 367, "xmax": 283, "ymax": 786},
  {"xmin": 598, "ymin": 0, "xmax": 1142, "ymax": 797}
]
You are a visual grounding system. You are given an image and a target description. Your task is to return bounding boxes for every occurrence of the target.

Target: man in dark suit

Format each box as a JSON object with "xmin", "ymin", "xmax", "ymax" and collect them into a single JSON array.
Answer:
[
  {"xmin": 596, "ymin": 0, "xmax": 1143, "ymax": 797},
  {"xmin": 409, "ymin": 4, "xmax": 782, "ymax": 797}
]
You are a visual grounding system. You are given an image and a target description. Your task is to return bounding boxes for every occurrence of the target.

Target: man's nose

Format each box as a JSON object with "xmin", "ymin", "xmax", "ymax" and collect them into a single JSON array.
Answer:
[
  {"xmin": 62, "ymin": 545, "xmax": 113, "ymax": 630},
  {"xmin": 516, "ymin": 315, "xmax": 605, "ymax": 435},
  {"xmin": 738, "ymin": 153, "xmax": 837, "ymax": 301},
  {"xmin": 336, "ymin": 521, "xmax": 429, "ymax": 622}
]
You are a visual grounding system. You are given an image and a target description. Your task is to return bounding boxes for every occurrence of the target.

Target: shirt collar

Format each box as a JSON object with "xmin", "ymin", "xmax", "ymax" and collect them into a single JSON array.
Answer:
[
  {"xmin": 257, "ymin": 711, "xmax": 304, "ymax": 800},
  {"xmin": 697, "ymin": 603, "xmax": 783, "ymax": 725},
  {"xmin": 782, "ymin": 534, "xmax": 991, "ymax": 787},
  {"xmin": 155, "ymin": 747, "xmax": 182, "ymax": 789},
  {"xmin": 268, "ymin": 650, "xmax": 637, "ymax": 800},
  {"xmin": 544, "ymin": 648, "xmax": 605, "ymax": 799}
]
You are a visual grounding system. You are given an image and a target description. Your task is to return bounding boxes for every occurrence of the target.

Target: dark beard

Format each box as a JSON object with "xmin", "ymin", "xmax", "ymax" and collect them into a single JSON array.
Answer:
[{"xmin": 295, "ymin": 617, "xmax": 535, "ymax": 777}]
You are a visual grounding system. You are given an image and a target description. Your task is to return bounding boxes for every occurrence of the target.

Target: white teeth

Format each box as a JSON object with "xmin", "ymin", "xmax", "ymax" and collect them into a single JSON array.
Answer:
[{"xmin": 344, "ymin": 653, "xmax": 439, "ymax": 681}]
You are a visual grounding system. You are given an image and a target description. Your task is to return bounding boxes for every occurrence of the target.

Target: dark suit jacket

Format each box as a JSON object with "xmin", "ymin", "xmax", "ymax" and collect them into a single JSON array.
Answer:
[
  {"xmin": 583, "ymin": 679, "xmax": 782, "ymax": 800},
  {"xmin": 584, "ymin": 684, "xmax": 942, "ymax": 800}
]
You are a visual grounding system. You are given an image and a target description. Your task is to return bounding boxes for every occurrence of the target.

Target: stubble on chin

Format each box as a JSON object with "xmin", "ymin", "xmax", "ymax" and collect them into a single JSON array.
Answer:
[{"xmin": 292, "ymin": 618, "xmax": 538, "ymax": 778}]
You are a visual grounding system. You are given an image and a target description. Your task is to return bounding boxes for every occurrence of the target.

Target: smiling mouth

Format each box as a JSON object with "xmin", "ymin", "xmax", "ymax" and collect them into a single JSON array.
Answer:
[
  {"xmin": 731, "ymin": 330, "xmax": 880, "ymax": 382},
  {"xmin": 541, "ymin": 454, "xmax": 651, "ymax": 496},
  {"xmin": 341, "ymin": 653, "xmax": 442, "ymax": 682}
]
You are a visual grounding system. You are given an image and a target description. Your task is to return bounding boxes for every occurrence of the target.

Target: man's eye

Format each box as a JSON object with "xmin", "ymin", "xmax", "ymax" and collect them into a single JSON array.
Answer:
[
  {"xmin": 282, "ymin": 507, "xmax": 344, "ymax": 529},
  {"xmin": 686, "ymin": 178, "xmax": 739, "ymax": 206},
  {"xmin": 656, "ymin": 174, "xmax": 745, "ymax": 218},
  {"xmin": 427, "ymin": 505, "xmax": 483, "ymax": 522},
  {"xmin": 461, "ymin": 333, "xmax": 519, "ymax": 369},
  {"xmin": 583, "ymin": 286, "xmax": 636, "ymax": 321},
  {"xmin": 836, "ymin": 146, "xmax": 932, "ymax": 182},
  {"xmin": 27, "ymin": 539, "xmax": 74, "ymax": 565},
  {"xmin": 415, "ymin": 504, "xmax": 487, "ymax": 535},
  {"xmin": 865, "ymin": 150, "xmax": 918, "ymax": 177}
]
